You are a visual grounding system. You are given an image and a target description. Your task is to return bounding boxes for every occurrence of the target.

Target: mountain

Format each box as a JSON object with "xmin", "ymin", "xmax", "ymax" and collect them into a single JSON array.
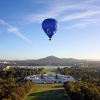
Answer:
[
  {"xmin": 36, "ymin": 56, "xmax": 80, "ymax": 64},
  {"xmin": 1, "ymin": 56, "xmax": 100, "ymax": 66},
  {"xmin": 19, "ymin": 56, "xmax": 93, "ymax": 65},
  {"xmin": 6, "ymin": 56, "xmax": 98, "ymax": 63},
  {"xmin": 37, "ymin": 56, "xmax": 61, "ymax": 62}
]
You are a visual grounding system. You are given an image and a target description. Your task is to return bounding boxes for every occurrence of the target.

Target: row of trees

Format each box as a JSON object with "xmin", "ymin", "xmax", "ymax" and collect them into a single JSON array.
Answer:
[
  {"xmin": 58, "ymin": 67, "xmax": 100, "ymax": 100},
  {"xmin": 57, "ymin": 67, "xmax": 99, "ymax": 80},
  {"xmin": 0, "ymin": 78, "xmax": 34, "ymax": 100},
  {"xmin": 0, "ymin": 67, "xmax": 44, "ymax": 100},
  {"xmin": 63, "ymin": 81, "xmax": 100, "ymax": 100},
  {"xmin": 0, "ymin": 67, "xmax": 44, "ymax": 81},
  {"xmin": 12, "ymin": 62, "xmax": 63, "ymax": 66}
]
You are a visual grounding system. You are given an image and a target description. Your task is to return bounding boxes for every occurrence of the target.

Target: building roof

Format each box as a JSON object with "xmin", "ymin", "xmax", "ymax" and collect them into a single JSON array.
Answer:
[
  {"xmin": 0, "ymin": 65, "xmax": 6, "ymax": 69},
  {"xmin": 0, "ymin": 65, "xmax": 10, "ymax": 70}
]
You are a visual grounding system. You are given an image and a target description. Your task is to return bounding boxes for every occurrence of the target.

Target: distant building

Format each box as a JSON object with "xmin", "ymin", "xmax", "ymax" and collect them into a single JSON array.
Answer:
[
  {"xmin": 0, "ymin": 61, "xmax": 11, "ymax": 64},
  {"xmin": 0, "ymin": 65, "xmax": 10, "ymax": 70},
  {"xmin": 24, "ymin": 73, "xmax": 75, "ymax": 84}
]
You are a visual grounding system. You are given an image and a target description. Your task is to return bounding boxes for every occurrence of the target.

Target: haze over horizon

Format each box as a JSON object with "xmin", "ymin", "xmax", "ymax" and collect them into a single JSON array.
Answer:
[
  {"xmin": 0, "ymin": 55, "xmax": 100, "ymax": 61},
  {"xmin": 0, "ymin": 0, "xmax": 100, "ymax": 60}
]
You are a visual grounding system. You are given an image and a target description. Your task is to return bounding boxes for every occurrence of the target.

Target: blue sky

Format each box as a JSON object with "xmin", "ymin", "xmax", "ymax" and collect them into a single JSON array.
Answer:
[{"xmin": 0, "ymin": 0, "xmax": 100, "ymax": 60}]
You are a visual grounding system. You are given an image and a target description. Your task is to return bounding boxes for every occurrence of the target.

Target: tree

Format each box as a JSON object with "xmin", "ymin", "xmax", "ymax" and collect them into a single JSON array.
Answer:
[
  {"xmin": 41, "ymin": 74, "xmax": 44, "ymax": 79},
  {"xmin": 55, "ymin": 74, "xmax": 58, "ymax": 79}
]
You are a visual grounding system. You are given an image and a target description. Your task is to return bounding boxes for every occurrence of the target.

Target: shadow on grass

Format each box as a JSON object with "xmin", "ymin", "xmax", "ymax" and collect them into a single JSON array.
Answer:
[{"xmin": 28, "ymin": 89, "xmax": 67, "ymax": 100}]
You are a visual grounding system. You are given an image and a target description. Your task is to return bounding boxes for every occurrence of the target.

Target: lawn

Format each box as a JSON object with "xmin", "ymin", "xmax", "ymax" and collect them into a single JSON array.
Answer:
[
  {"xmin": 42, "ymin": 68, "xmax": 57, "ymax": 72},
  {"xmin": 25, "ymin": 84, "xmax": 68, "ymax": 100}
]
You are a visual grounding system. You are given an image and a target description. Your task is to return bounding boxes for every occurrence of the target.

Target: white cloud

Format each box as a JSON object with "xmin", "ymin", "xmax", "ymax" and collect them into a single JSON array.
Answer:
[
  {"xmin": 24, "ymin": 0, "xmax": 100, "ymax": 29},
  {"xmin": 64, "ymin": 17, "xmax": 100, "ymax": 29},
  {"xmin": 24, "ymin": 12, "xmax": 58, "ymax": 24},
  {"xmin": 0, "ymin": 19, "xmax": 38, "ymax": 48},
  {"xmin": 61, "ymin": 10, "xmax": 100, "ymax": 21},
  {"xmin": 0, "ymin": 19, "xmax": 8, "ymax": 25},
  {"xmin": 24, "ymin": 1, "xmax": 78, "ymax": 23}
]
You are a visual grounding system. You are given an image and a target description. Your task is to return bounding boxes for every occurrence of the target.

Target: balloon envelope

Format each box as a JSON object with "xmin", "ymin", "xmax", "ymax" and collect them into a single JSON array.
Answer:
[{"xmin": 42, "ymin": 18, "xmax": 58, "ymax": 40}]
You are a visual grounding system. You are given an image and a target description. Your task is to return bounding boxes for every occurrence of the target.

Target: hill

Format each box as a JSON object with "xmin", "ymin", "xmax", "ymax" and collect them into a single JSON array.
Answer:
[
  {"xmin": 1, "ymin": 56, "xmax": 100, "ymax": 66},
  {"xmin": 38, "ymin": 56, "xmax": 61, "ymax": 62}
]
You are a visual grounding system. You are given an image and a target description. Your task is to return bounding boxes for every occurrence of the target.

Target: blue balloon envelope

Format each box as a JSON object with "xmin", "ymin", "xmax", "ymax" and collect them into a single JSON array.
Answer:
[{"xmin": 42, "ymin": 18, "xmax": 58, "ymax": 40}]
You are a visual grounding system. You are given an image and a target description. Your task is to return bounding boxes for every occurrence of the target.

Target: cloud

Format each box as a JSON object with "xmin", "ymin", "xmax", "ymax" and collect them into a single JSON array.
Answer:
[
  {"xmin": 24, "ymin": 12, "xmax": 58, "ymax": 24},
  {"xmin": 0, "ymin": 19, "xmax": 38, "ymax": 48},
  {"xmin": 60, "ymin": 10, "xmax": 100, "ymax": 22},
  {"xmin": 24, "ymin": 0, "xmax": 100, "ymax": 29},
  {"xmin": 24, "ymin": 1, "xmax": 79, "ymax": 23},
  {"xmin": 0, "ymin": 19, "xmax": 8, "ymax": 25},
  {"xmin": 64, "ymin": 17, "xmax": 100, "ymax": 29}
]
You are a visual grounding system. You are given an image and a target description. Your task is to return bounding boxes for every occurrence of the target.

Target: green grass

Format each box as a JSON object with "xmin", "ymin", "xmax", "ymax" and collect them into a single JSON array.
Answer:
[
  {"xmin": 42, "ymin": 68, "xmax": 57, "ymax": 72},
  {"xmin": 25, "ymin": 84, "xmax": 68, "ymax": 100}
]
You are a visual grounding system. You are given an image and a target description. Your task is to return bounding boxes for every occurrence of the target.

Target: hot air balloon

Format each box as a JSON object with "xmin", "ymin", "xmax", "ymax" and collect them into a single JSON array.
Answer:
[{"xmin": 42, "ymin": 18, "xmax": 58, "ymax": 40}]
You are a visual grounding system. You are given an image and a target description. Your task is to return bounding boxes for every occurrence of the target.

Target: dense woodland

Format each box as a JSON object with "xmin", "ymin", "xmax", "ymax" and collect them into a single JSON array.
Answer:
[
  {"xmin": 1, "ymin": 67, "xmax": 100, "ymax": 100},
  {"xmin": 0, "ymin": 67, "xmax": 44, "ymax": 100},
  {"xmin": 10, "ymin": 61, "xmax": 100, "ymax": 66},
  {"xmin": 57, "ymin": 67, "xmax": 100, "ymax": 100}
]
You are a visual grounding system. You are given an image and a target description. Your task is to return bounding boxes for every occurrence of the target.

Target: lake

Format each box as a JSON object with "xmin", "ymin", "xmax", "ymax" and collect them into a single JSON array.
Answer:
[{"xmin": 11, "ymin": 66, "xmax": 71, "ymax": 69}]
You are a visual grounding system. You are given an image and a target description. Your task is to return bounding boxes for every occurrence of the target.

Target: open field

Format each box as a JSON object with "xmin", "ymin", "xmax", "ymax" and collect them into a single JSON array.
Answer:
[
  {"xmin": 25, "ymin": 84, "xmax": 68, "ymax": 100},
  {"xmin": 42, "ymin": 68, "xmax": 57, "ymax": 72}
]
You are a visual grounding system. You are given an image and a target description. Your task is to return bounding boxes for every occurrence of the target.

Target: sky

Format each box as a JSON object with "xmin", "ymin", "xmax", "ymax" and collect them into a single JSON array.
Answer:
[{"xmin": 0, "ymin": 0, "xmax": 100, "ymax": 60}]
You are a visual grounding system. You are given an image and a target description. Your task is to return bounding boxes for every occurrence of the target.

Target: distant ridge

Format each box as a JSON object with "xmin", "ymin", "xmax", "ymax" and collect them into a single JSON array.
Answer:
[
  {"xmin": 0, "ymin": 56, "xmax": 100, "ymax": 62},
  {"xmin": 0, "ymin": 56, "xmax": 100, "ymax": 66},
  {"xmin": 17, "ymin": 56, "xmax": 100, "ymax": 66}
]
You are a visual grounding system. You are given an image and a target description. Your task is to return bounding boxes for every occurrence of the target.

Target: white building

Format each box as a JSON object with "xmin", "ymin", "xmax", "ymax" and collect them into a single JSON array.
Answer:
[
  {"xmin": 24, "ymin": 73, "xmax": 75, "ymax": 84},
  {"xmin": 0, "ymin": 65, "xmax": 10, "ymax": 70}
]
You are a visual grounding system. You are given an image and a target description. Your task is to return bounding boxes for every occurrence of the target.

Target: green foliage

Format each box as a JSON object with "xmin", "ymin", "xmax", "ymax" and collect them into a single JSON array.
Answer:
[
  {"xmin": 0, "ymin": 67, "xmax": 44, "ymax": 82},
  {"xmin": 0, "ymin": 67, "xmax": 44, "ymax": 100},
  {"xmin": 57, "ymin": 67, "xmax": 99, "ymax": 81},
  {"xmin": 63, "ymin": 81, "xmax": 100, "ymax": 100},
  {"xmin": 55, "ymin": 74, "xmax": 58, "ymax": 79},
  {"xmin": 41, "ymin": 74, "xmax": 44, "ymax": 79},
  {"xmin": 0, "ymin": 79, "xmax": 34, "ymax": 100},
  {"xmin": 62, "ymin": 67, "xmax": 100, "ymax": 100},
  {"xmin": 64, "ymin": 81, "xmax": 100, "ymax": 100}
]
